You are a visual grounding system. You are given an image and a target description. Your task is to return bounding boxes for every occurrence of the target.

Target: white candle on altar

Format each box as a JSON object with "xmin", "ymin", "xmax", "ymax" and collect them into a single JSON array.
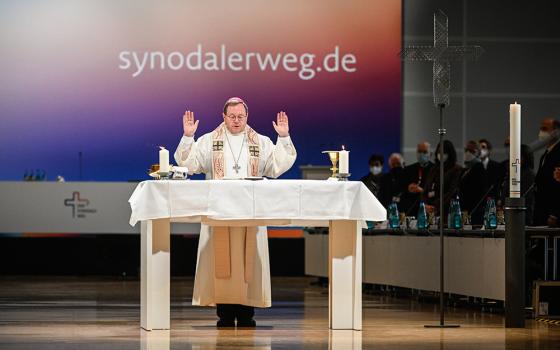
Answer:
[
  {"xmin": 339, "ymin": 145, "xmax": 349, "ymax": 174},
  {"xmin": 159, "ymin": 146, "xmax": 169, "ymax": 173},
  {"xmin": 509, "ymin": 102, "xmax": 521, "ymax": 198}
]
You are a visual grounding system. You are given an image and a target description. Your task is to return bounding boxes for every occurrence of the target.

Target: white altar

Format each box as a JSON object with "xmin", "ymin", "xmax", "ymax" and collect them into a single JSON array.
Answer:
[{"xmin": 129, "ymin": 179, "xmax": 385, "ymax": 331}]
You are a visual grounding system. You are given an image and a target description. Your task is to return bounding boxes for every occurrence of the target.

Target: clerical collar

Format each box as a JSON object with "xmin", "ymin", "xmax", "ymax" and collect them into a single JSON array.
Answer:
[
  {"xmin": 225, "ymin": 128, "xmax": 246, "ymax": 137},
  {"xmin": 482, "ymin": 157, "xmax": 489, "ymax": 169}
]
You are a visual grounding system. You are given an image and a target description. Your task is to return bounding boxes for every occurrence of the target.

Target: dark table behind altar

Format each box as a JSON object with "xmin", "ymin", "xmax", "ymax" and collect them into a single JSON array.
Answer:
[{"xmin": 305, "ymin": 227, "xmax": 560, "ymax": 302}]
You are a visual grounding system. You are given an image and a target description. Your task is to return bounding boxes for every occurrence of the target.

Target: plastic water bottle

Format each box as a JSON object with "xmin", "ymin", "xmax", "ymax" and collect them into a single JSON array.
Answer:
[
  {"xmin": 388, "ymin": 202, "xmax": 400, "ymax": 229},
  {"xmin": 417, "ymin": 201, "xmax": 428, "ymax": 229},
  {"xmin": 447, "ymin": 200, "xmax": 453, "ymax": 228},
  {"xmin": 485, "ymin": 197, "xmax": 498, "ymax": 229},
  {"xmin": 450, "ymin": 197, "xmax": 463, "ymax": 229}
]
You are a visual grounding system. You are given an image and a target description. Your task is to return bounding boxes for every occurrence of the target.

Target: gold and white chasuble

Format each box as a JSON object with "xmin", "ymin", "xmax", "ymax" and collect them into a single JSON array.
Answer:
[{"xmin": 174, "ymin": 123, "xmax": 296, "ymax": 307}]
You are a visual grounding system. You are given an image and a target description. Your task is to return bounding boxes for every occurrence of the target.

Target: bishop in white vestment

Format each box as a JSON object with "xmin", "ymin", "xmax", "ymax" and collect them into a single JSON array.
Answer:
[{"xmin": 174, "ymin": 97, "xmax": 296, "ymax": 327}]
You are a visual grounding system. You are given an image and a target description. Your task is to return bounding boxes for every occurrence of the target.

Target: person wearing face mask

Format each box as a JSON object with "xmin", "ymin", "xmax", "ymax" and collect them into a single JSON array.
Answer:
[
  {"xmin": 360, "ymin": 154, "xmax": 384, "ymax": 197},
  {"xmin": 458, "ymin": 141, "xmax": 484, "ymax": 224},
  {"xmin": 458, "ymin": 140, "xmax": 506, "ymax": 225},
  {"xmin": 400, "ymin": 142, "xmax": 434, "ymax": 215},
  {"xmin": 422, "ymin": 140, "xmax": 463, "ymax": 219},
  {"xmin": 378, "ymin": 153, "xmax": 406, "ymax": 207},
  {"xmin": 463, "ymin": 140, "xmax": 481, "ymax": 169},
  {"xmin": 534, "ymin": 118, "xmax": 560, "ymax": 227},
  {"xmin": 477, "ymin": 139, "xmax": 505, "ymax": 199}
]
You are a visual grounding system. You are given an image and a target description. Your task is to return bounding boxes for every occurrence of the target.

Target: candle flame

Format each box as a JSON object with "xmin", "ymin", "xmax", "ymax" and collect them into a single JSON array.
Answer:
[{"xmin": 342, "ymin": 145, "xmax": 345, "ymax": 150}]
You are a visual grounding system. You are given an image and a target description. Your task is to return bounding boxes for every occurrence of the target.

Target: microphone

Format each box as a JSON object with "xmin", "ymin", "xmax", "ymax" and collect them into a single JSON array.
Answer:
[
  {"xmin": 468, "ymin": 183, "xmax": 495, "ymax": 220},
  {"xmin": 404, "ymin": 197, "xmax": 420, "ymax": 216},
  {"xmin": 522, "ymin": 182, "xmax": 536, "ymax": 198}
]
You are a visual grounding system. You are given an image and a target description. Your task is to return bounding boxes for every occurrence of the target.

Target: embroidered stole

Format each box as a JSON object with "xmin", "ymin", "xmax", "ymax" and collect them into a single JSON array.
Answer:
[
  {"xmin": 211, "ymin": 122, "xmax": 260, "ymax": 179},
  {"xmin": 211, "ymin": 123, "xmax": 260, "ymax": 283}
]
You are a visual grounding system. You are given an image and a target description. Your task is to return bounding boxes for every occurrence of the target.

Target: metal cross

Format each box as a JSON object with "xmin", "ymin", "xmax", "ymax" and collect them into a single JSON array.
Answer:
[
  {"xmin": 400, "ymin": 10, "xmax": 484, "ymax": 107},
  {"xmin": 233, "ymin": 163, "xmax": 241, "ymax": 173}
]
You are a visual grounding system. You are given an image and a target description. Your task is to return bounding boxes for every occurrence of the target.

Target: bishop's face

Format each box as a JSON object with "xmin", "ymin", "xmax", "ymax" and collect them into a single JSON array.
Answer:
[{"xmin": 223, "ymin": 104, "xmax": 248, "ymax": 135}]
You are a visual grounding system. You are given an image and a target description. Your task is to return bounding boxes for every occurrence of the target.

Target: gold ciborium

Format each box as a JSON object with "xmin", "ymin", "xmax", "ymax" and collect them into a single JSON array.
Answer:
[{"xmin": 322, "ymin": 150, "xmax": 340, "ymax": 179}]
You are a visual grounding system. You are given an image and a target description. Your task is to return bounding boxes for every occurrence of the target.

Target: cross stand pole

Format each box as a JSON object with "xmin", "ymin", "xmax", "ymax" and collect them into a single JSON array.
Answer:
[
  {"xmin": 400, "ymin": 10, "xmax": 483, "ymax": 329},
  {"xmin": 424, "ymin": 104, "xmax": 460, "ymax": 329}
]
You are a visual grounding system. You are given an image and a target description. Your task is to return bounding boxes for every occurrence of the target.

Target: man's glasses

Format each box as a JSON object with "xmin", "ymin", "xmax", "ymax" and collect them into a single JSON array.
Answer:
[{"xmin": 226, "ymin": 114, "xmax": 247, "ymax": 121}]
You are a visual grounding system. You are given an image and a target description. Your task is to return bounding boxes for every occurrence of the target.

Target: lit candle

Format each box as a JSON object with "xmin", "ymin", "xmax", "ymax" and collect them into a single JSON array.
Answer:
[
  {"xmin": 509, "ymin": 102, "xmax": 521, "ymax": 198},
  {"xmin": 159, "ymin": 146, "xmax": 169, "ymax": 173},
  {"xmin": 339, "ymin": 145, "xmax": 349, "ymax": 174}
]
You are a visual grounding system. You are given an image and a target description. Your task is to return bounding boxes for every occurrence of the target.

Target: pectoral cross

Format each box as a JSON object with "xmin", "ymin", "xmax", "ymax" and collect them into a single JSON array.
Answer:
[{"xmin": 233, "ymin": 163, "xmax": 241, "ymax": 173}]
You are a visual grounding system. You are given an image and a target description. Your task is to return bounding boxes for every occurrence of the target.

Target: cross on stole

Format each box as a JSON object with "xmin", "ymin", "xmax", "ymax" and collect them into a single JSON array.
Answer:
[
  {"xmin": 400, "ymin": 10, "xmax": 484, "ymax": 107},
  {"xmin": 249, "ymin": 145, "xmax": 259, "ymax": 157},
  {"xmin": 213, "ymin": 141, "xmax": 224, "ymax": 151}
]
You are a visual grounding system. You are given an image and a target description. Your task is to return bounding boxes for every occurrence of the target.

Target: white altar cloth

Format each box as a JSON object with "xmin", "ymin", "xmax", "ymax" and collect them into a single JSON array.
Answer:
[
  {"xmin": 129, "ymin": 179, "xmax": 384, "ymax": 226},
  {"xmin": 129, "ymin": 179, "xmax": 385, "ymax": 331}
]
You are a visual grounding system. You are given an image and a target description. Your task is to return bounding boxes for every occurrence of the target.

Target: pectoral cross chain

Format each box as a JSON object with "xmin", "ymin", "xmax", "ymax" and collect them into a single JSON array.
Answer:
[{"xmin": 224, "ymin": 126, "xmax": 247, "ymax": 175}]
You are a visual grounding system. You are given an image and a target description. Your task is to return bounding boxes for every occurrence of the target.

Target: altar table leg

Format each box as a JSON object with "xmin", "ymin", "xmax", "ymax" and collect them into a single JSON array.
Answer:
[
  {"xmin": 141, "ymin": 219, "xmax": 170, "ymax": 330},
  {"xmin": 329, "ymin": 220, "xmax": 362, "ymax": 330},
  {"xmin": 140, "ymin": 329, "xmax": 170, "ymax": 350}
]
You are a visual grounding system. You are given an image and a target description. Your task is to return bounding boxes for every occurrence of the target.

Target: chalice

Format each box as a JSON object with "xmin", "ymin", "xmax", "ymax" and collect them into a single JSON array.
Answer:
[{"xmin": 322, "ymin": 150, "xmax": 340, "ymax": 179}]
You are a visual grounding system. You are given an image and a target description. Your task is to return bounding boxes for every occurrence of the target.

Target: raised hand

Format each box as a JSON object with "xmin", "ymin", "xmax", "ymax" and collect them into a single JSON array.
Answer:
[
  {"xmin": 183, "ymin": 110, "xmax": 199, "ymax": 137},
  {"xmin": 272, "ymin": 111, "xmax": 290, "ymax": 137}
]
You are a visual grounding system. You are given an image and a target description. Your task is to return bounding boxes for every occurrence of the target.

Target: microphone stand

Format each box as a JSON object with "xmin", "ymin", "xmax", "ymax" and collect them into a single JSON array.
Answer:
[
  {"xmin": 424, "ymin": 104, "xmax": 459, "ymax": 329},
  {"xmin": 468, "ymin": 184, "xmax": 495, "ymax": 225}
]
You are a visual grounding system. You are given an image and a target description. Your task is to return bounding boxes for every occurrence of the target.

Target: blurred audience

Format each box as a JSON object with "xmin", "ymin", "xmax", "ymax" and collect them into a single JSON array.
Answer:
[{"xmin": 363, "ymin": 117, "xmax": 560, "ymax": 228}]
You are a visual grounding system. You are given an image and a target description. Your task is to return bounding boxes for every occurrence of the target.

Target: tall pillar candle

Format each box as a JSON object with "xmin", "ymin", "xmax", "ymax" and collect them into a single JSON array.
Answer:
[
  {"xmin": 509, "ymin": 102, "xmax": 521, "ymax": 198},
  {"xmin": 159, "ymin": 146, "xmax": 169, "ymax": 173},
  {"xmin": 339, "ymin": 146, "xmax": 349, "ymax": 174}
]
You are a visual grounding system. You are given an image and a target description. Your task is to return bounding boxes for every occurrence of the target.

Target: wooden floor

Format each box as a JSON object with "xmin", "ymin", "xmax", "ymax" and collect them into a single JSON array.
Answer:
[{"xmin": 0, "ymin": 277, "xmax": 559, "ymax": 349}]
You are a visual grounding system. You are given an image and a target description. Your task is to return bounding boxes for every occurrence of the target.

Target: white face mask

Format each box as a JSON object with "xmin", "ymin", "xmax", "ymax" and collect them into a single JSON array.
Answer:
[
  {"xmin": 370, "ymin": 166, "xmax": 382, "ymax": 175},
  {"xmin": 539, "ymin": 130, "xmax": 551, "ymax": 142},
  {"xmin": 480, "ymin": 149, "xmax": 489, "ymax": 159},
  {"xmin": 436, "ymin": 153, "xmax": 449, "ymax": 162}
]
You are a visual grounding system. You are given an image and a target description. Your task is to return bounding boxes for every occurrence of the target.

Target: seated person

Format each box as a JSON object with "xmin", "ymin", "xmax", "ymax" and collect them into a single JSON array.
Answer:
[
  {"xmin": 400, "ymin": 142, "xmax": 434, "ymax": 215},
  {"xmin": 360, "ymin": 154, "xmax": 384, "ymax": 197},
  {"xmin": 423, "ymin": 140, "xmax": 463, "ymax": 220},
  {"xmin": 379, "ymin": 153, "xmax": 405, "ymax": 208}
]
